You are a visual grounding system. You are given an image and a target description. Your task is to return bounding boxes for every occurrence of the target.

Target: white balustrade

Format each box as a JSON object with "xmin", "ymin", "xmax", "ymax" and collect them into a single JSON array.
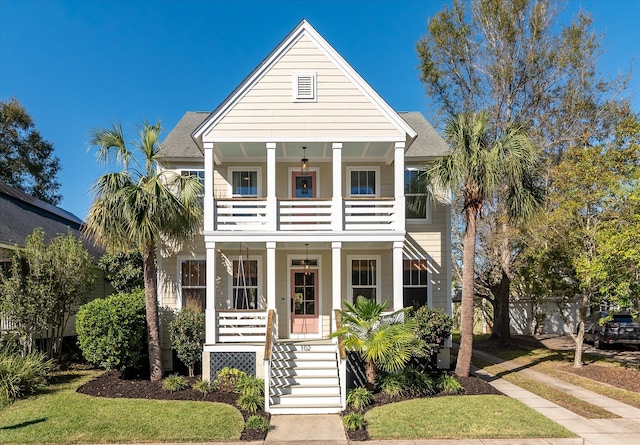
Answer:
[{"xmin": 217, "ymin": 311, "xmax": 268, "ymax": 343}]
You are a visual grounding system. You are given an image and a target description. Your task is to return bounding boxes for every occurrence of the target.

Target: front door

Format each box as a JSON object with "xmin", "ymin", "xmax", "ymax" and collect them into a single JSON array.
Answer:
[
  {"xmin": 292, "ymin": 171, "xmax": 316, "ymax": 198},
  {"xmin": 291, "ymin": 269, "xmax": 318, "ymax": 334}
]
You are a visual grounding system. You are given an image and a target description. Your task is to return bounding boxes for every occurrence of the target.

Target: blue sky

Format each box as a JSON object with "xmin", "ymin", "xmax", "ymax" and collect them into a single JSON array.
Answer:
[{"xmin": 1, "ymin": 0, "xmax": 639, "ymax": 220}]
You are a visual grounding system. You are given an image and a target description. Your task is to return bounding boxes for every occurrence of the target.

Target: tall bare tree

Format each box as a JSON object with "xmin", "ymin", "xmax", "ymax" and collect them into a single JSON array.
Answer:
[{"xmin": 417, "ymin": 0, "xmax": 630, "ymax": 344}]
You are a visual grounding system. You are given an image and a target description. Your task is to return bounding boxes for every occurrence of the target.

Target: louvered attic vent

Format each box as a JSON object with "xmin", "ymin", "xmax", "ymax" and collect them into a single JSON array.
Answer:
[{"xmin": 293, "ymin": 73, "xmax": 316, "ymax": 101}]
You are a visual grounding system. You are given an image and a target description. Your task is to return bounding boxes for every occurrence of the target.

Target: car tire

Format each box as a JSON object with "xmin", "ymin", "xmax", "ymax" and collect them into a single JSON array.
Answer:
[{"xmin": 594, "ymin": 336, "xmax": 605, "ymax": 350}]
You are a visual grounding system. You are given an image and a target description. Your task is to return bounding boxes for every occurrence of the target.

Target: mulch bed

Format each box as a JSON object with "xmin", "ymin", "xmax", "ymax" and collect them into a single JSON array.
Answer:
[
  {"xmin": 559, "ymin": 364, "xmax": 640, "ymax": 393},
  {"xmin": 77, "ymin": 370, "xmax": 499, "ymax": 442},
  {"xmin": 77, "ymin": 371, "xmax": 268, "ymax": 441}
]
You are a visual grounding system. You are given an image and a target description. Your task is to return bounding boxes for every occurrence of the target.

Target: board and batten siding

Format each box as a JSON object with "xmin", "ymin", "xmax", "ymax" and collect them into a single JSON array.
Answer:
[{"xmin": 204, "ymin": 35, "xmax": 403, "ymax": 141}]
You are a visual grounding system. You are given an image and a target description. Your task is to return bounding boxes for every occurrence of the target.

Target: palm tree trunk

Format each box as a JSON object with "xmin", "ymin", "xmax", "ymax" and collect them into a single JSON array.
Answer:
[
  {"xmin": 456, "ymin": 206, "xmax": 477, "ymax": 378},
  {"xmin": 143, "ymin": 245, "xmax": 163, "ymax": 381},
  {"xmin": 365, "ymin": 359, "xmax": 377, "ymax": 389},
  {"xmin": 498, "ymin": 222, "xmax": 512, "ymax": 346}
]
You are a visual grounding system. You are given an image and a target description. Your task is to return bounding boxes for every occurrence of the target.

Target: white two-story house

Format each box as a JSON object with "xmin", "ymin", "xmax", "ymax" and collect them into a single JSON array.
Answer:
[{"xmin": 157, "ymin": 19, "xmax": 451, "ymax": 414}]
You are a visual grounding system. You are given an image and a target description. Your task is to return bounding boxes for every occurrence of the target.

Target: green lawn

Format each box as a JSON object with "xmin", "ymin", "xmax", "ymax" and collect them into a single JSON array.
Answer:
[
  {"xmin": 365, "ymin": 395, "xmax": 576, "ymax": 440},
  {"xmin": 0, "ymin": 370, "xmax": 244, "ymax": 444}
]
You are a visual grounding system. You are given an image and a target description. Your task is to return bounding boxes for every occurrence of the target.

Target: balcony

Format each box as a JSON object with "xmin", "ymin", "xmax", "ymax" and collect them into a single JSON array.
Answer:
[{"xmin": 213, "ymin": 198, "xmax": 397, "ymax": 231}]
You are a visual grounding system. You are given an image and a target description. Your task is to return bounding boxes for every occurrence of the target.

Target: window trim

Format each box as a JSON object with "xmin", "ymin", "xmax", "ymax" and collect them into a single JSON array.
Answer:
[
  {"xmin": 347, "ymin": 255, "xmax": 381, "ymax": 304},
  {"xmin": 293, "ymin": 72, "xmax": 317, "ymax": 102},
  {"xmin": 402, "ymin": 258, "xmax": 432, "ymax": 308},
  {"xmin": 405, "ymin": 167, "xmax": 432, "ymax": 224},
  {"xmin": 346, "ymin": 166, "xmax": 380, "ymax": 198},
  {"xmin": 227, "ymin": 167, "xmax": 263, "ymax": 198},
  {"xmin": 177, "ymin": 256, "xmax": 206, "ymax": 311}
]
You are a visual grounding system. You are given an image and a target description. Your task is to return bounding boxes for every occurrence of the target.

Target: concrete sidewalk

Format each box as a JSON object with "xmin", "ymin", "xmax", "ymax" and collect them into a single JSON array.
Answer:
[{"xmin": 471, "ymin": 348, "xmax": 640, "ymax": 445}]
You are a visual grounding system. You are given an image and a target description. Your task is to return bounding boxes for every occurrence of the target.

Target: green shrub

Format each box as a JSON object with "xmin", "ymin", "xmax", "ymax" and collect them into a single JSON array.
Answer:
[
  {"xmin": 346, "ymin": 386, "xmax": 372, "ymax": 409},
  {"xmin": 378, "ymin": 372, "xmax": 406, "ymax": 397},
  {"xmin": 76, "ymin": 290, "xmax": 146, "ymax": 373},
  {"xmin": 237, "ymin": 392, "xmax": 264, "ymax": 413},
  {"xmin": 162, "ymin": 373, "xmax": 188, "ymax": 392},
  {"xmin": 342, "ymin": 412, "xmax": 366, "ymax": 431},
  {"xmin": 0, "ymin": 342, "xmax": 54, "ymax": 407},
  {"xmin": 192, "ymin": 379, "xmax": 213, "ymax": 394},
  {"xmin": 214, "ymin": 367, "xmax": 246, "ymax": 392},
  {"xmin": 436, "ymin": 373, "xmax": 464, "ymax": 395},
  {"xmin": 169, "ymin": 308, "xmax": 205, "ymax": 377},
  {"xmin": 235, "ymin": 374, "xmax": 264, "ymax": 396},
  {"xmin": 245, "ymin": 415, "xmax": 270, "ymax": 432},
  {"xmin": 378, "ymin": 367, "xmax": 434, "ymax": 398},
  {"xmin": 410, "ymin": 305, "xmax": 453, "ymax": 367}
]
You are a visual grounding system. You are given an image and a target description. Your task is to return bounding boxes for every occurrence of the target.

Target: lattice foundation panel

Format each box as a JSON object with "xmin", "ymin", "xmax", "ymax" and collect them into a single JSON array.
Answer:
[
  {"xmin": 346, "ymin": 351, "xmax": 367, "ymax": 389},
  {"xmin": 210, "ymin": 351, "xmax": 256, "ymax": 377}
]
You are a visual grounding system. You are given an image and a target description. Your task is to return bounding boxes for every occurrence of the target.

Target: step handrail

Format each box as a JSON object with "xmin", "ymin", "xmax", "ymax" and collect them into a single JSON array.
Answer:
[
  {"xmin": 264, "ymin": 309, "xmax": 276, "ymax": 360},
  {"xmin": 333, "ymin": 309, "xmax": 347, "ymax": 361}
]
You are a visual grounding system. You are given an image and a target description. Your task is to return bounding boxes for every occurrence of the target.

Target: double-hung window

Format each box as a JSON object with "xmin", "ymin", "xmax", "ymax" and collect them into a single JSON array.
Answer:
[
  {"xmin": 403, "ymin": 259, "xmax": 429, "ymax": 309},
  {"xmin": 405, "ymin": 167, "xmax": 431, "ymax": 222},
  {"xmin": 181, "ymin": 259, "xmax": 206, "ymax": 312},
  {"xmin": 349, "ymin": 257, "xmax": 380, "ymax": 304}
]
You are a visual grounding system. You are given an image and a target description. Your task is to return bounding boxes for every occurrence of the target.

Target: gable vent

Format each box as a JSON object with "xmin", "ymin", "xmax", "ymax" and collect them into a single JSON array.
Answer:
[{"xmin": 293, "ymin": 73, "xmax": 316, "ymax": 101}]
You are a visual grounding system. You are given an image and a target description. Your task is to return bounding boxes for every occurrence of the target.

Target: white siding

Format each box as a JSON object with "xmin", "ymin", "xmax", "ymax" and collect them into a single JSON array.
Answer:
[{"xmin": 205, "ymin": 36, "xmax": 403, "ymax": 140}]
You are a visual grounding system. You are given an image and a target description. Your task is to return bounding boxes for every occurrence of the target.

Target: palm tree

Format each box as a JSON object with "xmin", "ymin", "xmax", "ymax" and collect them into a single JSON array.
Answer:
[
  {"xmin": 84, "ymin": 121, "xmax": 203, "ymax": 381},
  {"xmin": 423, "ymin": 111, "xmax": 542, "ymax": 377},
  {"xmin": 330, "ymin": 297, "xmax": 417, "ymax": 387}
]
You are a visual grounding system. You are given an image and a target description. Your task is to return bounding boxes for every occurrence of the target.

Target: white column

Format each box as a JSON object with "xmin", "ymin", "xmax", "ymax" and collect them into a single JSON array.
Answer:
[
  {"xmin": 332, "ymin": 242, "xmax": 342, "ymax": 331},
  {"xmin": 394, "ymin": 141, "xmax": 406, "ymax": 232},
  {"xmin": 204, "ymin": 143, "xmax": 214, "ymax": 232},
  {"xmin": 332, "ymin": 143, "xmax": 343, "ymax": 231},
  {"xmin": 266, "ymin": 241, "xmax": 276, "ymax": 310},
  {"xmin": 393, "ymin": 241, "xmax": 404, "ymax": 310},
  {"xmin": 266, "ymin": 143, "xmax": 277, "ymax": 231},
  {"xmin": 205, "ymin": 242, "xmax": 217, "ymax": 344}
]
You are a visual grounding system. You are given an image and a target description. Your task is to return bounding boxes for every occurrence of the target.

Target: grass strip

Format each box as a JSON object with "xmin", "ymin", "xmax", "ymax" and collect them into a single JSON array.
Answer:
[
  {"xmin": 470, "ymin": 339, "xmax": 640, "ymax": 409},
  {"xmin": 365, "ymin": 395, "xmax": 576, "ymax": 439},
  {"xmin": 0, "ymin": 370, "xmax": 245, "ymax": 444},
  {"xmin": 473, "ymin": 357, "xmax": 618, "ymax": 419}
]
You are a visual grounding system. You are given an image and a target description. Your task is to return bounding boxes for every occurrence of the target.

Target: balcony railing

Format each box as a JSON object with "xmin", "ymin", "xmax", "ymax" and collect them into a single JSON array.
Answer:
[{"xmin": 214, "ymin": 198, "xmax": 396, "ymax": 231}]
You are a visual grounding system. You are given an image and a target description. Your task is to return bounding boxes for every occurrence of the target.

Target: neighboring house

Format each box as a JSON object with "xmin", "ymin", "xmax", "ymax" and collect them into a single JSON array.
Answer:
[
  {"xmin": 157, "ymin": 19, "xmax": 451, "ymax": 414},
  {"xmin": 0, "ymin": 181, "xmax": 107, "ymax": 335}
]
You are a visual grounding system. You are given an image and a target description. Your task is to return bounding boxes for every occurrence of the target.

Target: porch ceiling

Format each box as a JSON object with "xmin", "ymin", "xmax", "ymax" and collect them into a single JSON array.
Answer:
[{"xmin": 214, "ymin": 141, "xmax": 393, "ymax": 164}]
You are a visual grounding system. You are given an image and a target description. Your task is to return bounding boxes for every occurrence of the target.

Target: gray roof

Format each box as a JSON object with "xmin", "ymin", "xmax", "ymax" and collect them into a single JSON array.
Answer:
[
  {"xmin": 159, "ymin": 111, "xmax": 449, "ymax": 160},
  {"xmin": 400, "ymin": 112, "xmax": 450, "ymax": 158},
  {"xmin": 0, "ymin": 182, "xmax": 103, "ymax": 259},
  {"xmin": 159, "ymin": 112, "xmax": 208, "ymax": 159}
]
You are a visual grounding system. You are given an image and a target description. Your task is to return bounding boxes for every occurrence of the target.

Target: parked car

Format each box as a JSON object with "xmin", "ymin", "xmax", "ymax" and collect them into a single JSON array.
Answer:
[{"xmin": 584, "ymin": 313, "xmax": 640, "ymax": 349}]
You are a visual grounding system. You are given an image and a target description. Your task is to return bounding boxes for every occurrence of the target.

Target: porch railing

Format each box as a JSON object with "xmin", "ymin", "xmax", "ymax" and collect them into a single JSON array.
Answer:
[
  {"xmin": 217, "ymin": 310, "xmax": 268, "ymax": 343},
  {"xmin": 214, "ymin": 198, "xmax": 396, "ymax": 231}
]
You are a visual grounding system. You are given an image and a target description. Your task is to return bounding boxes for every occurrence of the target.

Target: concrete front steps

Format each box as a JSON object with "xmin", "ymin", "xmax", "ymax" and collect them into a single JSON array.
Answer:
[{"xmin": 268, "ymin": 341, "xmax": 342, "ymax": 414}]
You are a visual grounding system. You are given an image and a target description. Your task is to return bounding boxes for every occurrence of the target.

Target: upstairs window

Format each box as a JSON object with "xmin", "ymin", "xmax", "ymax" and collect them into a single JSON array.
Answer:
[
  {"xmin": 293, "ymin": 73, "xmax": 316, "ymax": 102},
  {"xmin": 405, "ymin": 167, "xmax": 431, "ymax": 223},
  {"xmin": 228, "ymin": 168, "xmax": 261, "ymax": 197},
  {"xmin": 347, "ymin": 168, "xmax": 378, "ymax": 197},
  {"xmin": 181, "ymin": 170, "xmax": 205, "ymax": 187}
]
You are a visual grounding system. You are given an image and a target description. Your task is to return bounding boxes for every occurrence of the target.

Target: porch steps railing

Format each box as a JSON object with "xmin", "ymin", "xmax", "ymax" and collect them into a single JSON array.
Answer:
[{"xmin": 267, "ymin": 341, "xmax": 342, "ymax": 414}]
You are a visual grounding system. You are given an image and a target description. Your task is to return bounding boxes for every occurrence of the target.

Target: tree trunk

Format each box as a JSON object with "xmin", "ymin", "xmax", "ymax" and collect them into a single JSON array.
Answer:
[
  {"xmin": 365, "ymin": 359, "xmax": 377, "ymax": 388},
  {"xmin": 143, "ymin": 245, "xmax": 163, "ymax": 381},
  {"xmin": 455, "ymin": 207, "xmax": 477, "ymax": 378},
  {"xmin": 498, "ymin": 221, "xmax": 512, "ymax": 346},
  {"xmin": 573, "ymin": 292, "xmax": 589, "ymax": 368}
]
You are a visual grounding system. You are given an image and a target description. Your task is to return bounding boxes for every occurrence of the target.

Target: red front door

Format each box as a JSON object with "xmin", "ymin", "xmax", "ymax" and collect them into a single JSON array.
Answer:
[{"xmin": 291, "ymin": 269, "xmax": 318, "ymax": 334}]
